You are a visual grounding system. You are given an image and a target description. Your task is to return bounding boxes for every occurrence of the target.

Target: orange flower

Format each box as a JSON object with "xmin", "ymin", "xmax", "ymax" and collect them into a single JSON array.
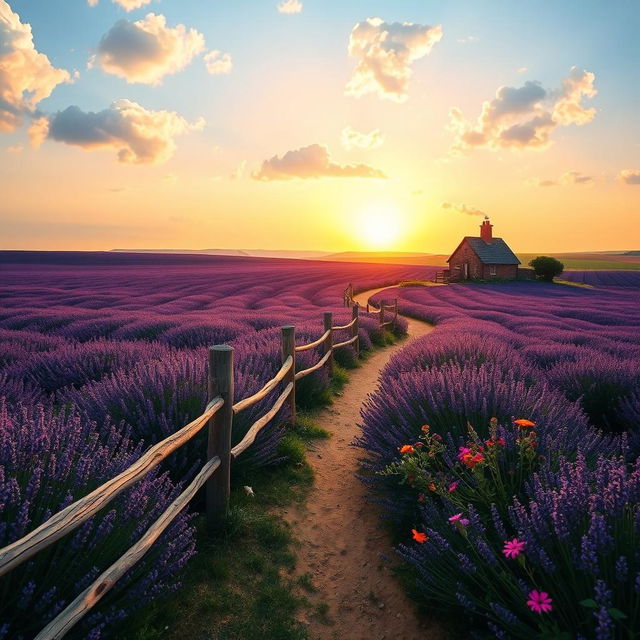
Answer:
[
  {"xmin": 460, "ymin": 451, "xmax": 485, "ymax": 469},
  {"xmin": 428, "ymin": 482, "xmax": 436, "ymax": 491},
  {"xmin": 513, "ymin": 419, "xmax": 536, "ymax": 428},
  {"xmin": 421, "ymin": 424, "xmax": 431, "ymax": 433},
  {"xmin": 399, "ymin": 445, "xmax": 415, "ymax": 454},
  {"xmin": 411, "ymin": 529, "xmax": 428, "ymax": 543}
]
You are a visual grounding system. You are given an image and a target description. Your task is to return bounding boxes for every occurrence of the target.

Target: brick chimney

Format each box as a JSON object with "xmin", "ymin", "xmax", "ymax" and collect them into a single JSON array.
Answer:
[{"xmin": 480, "ymin": 216, "xmax": 493, "ymax": 242}]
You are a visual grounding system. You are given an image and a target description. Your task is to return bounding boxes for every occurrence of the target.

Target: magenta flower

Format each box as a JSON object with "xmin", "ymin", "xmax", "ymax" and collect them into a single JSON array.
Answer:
[
  {"xmin": 448, "ymin": 513, "xmax": 469, "ymax": 526},
  {"xmin": 527, "ymin": 590, "xmax": 553, "ymax": 614},
  {"xmin": 503, "ymin": 538, "xmax": 525, "ymax": 559},
  {"xmin": 448, "ymin": 481, "xmax": 459, "ymax": 493},
  {"xmin": 457, "ymin": 446, "xmax": 472, "ymax": 461}
]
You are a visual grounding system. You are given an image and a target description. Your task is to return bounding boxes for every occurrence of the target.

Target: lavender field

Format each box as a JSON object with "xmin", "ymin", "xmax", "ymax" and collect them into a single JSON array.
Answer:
[
  {"xmin": 2, "ymin": 251, "xmax": 640, "ymax": 639},
  {"xmin": 359, "ymin": 278, "xmax": 640, "ymax": 638},
  {"xmin": 0, "ymin": 252, "xmax": 432, "ymax": 639}
]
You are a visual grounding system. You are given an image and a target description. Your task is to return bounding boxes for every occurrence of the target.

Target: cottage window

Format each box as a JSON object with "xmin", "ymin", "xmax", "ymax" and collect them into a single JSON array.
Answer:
[{"xmin": 490, "ymin": 266, "xmax": 497, "ymax": 276}]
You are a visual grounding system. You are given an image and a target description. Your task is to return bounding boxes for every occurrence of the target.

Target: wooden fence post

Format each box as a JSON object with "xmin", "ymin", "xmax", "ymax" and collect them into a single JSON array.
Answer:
[
  {"xmin": 281, "ymin": 325, "xmax": 296, "ymax": 424},
  {"xmin": 379, "ymin": 301, "xmax": 385, "ymax": 327},
  {"xmin": 207, "ymin": 345, "xmax": 234, "ymax": 530},
  {"xmin": 351, "ymin": 304, "xmax": 360, "ymax": 358},
  {"xmin": 323, "ymin": 312, "xmax": 334, "ymax": 375}
]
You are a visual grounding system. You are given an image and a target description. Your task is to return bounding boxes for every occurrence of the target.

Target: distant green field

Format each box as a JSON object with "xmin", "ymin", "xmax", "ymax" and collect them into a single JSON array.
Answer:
[{"xmin": 516, "ymin": 254, "xmax": 640, "ymax": 271}]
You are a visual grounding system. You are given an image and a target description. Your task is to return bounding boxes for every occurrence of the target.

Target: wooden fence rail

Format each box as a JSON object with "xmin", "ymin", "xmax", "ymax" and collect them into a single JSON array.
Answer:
[
  {"xmin": 343, "ymin": 283, "xmax": 398, "ymax": 330},
  {"xmin": 0, "ymin": 291, "xmax": 380, "ymax": 639}
]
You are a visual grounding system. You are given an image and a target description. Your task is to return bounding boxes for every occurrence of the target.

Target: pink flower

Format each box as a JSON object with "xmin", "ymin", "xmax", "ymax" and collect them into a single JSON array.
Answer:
[
  {"xmin": 448, "ymin": 481, "xmax": 459, "ymax": 493},
  {"xmin": 527, "ymin": 590, "xmax": 553, "ymax": 614},
  {"xmin": 457, "ymin": 446, "xmax": 472, "ymax": 461},
  {"xmin": 502, "ymin": 538, "xmax": 525, "ymax": 559},
  {"xmin": 448, "ymin": 513, "xmax": 470, "ymax": 526}
]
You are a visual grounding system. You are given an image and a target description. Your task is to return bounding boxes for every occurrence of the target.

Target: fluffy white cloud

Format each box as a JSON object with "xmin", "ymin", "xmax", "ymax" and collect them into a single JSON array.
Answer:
[
  {"xmin": 277, "ymin": 0, "xmax": 303, "ymax": 14},
  {"xmin": 552, "ymin": 67, "xmax": 597, "ymax": 126},
  {"xmin": 0, "ymin": 0, "xmax": 70, "ymax": 132},
  {"xmin": 46, "ymin": 99, "xmax": 204, "ymax": 164},
  {"xmin": 530, "ymin": 170, "xmax": 594, "ymax": 187},
  {"xmin": 448, "ymin": 67, "xmax": 597, "ymax": 152},
  {"xmin": 88, "ymin": 0, "xmax": 154, "ymax": 11},
  {"xmin": 204, "ymin": 50, "xmax": 232, "ymax": 75},
  {"xmin": 442, "ymin": 201, "xmax": 486, "ymax": 216},
  {"xmin": 92, "ymin": 13, "xmax": 205, "ymax": 84},
  {"xmin": 345, "ymin": 17, "xmax": 442, "ymax": 102},
  {"xmin": 619, "ymin": 169, "xmax": 640, "ymax": 185},
  {"xmin": 341, "ymin": 126, "xmax": 384, "ymax": 150},
  {"xmin": 253, "ymin": 143, "xmax": 386, "ymax": 180}
]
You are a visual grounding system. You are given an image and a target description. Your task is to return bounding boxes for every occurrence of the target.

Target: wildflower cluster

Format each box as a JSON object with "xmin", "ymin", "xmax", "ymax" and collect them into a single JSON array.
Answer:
[{"xmin": 380, "ymin": 418, "xmax": 546, "ymax": 523}]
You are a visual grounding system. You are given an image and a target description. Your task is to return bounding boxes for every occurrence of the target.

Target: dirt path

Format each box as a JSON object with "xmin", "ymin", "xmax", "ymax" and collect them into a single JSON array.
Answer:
[{"xmin": 283, "ymin": 288, "xmax": 444, "ymax": 640}]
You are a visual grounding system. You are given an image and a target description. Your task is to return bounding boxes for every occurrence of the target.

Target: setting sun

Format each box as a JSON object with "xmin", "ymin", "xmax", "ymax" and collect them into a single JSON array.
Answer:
[{"xmin": 359, "ymin": 202, "xmax": 403, "ymax": 249}]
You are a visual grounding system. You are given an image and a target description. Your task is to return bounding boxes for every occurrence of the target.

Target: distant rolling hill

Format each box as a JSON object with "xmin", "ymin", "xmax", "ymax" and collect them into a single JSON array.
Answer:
[
  {"xmin": 107, "ymin": 248, "xmax": 640, "ymax": 269},
  {"xmin": 110, "ymin": 248, "xmax": 331, "ymax": 260},
  {"xmin": 321, "ymin": 251, "xmax": 448, "ymax": 266}
]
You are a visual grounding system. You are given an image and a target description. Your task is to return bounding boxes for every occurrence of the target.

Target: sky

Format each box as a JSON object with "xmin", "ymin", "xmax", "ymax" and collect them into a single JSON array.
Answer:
[{"xmin": 1, "ymin": 0, "xmax": 639, "ymax": 253}]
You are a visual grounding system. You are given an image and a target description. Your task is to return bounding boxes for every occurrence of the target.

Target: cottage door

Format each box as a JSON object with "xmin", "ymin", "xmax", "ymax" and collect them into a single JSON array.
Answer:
[{"xmin": 464, "ymin": 262, "xmax": 469, "ymax": 279}]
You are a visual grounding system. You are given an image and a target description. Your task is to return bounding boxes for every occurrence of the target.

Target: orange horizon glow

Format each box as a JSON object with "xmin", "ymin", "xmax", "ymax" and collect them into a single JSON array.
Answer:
[{"xmin": 1, "ymin": 2, "xmax": 638, "ymax": 254}]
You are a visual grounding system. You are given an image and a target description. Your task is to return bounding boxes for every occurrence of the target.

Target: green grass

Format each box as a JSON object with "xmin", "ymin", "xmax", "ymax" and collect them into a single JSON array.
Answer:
[
  {"xmin": 397, "ymin": 280, "xmax": 442, "ymax": 287},
  {"xmin": 516, "ymin": 253, "xmax": 640, "ymax": 271},
  {"xmin": 554, "ymin": 279, "xmax": 595, "ymax": 289},
  {"xmin": 120, "ymin": 431, "xmax": 317, "ymax": 640}
]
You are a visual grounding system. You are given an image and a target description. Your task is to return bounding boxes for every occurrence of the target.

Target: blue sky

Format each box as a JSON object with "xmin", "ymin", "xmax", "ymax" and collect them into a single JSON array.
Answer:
[{"xmin": 1, "ymin": 0, "xmax": 639, "ymax": 252}]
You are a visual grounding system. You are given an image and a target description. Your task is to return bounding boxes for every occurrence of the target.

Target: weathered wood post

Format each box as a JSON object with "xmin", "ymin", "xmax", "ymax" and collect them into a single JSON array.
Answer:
[
  {"xmin": 281, "ymin": 325, "xmax": 296, "ymax": 424},
  {"xmin": 207, "ymin": 345, "xmax": 234, "ymax": 530},
  {"xmin": 351, "ymin": 304, "xmax": 360, "ymax": 358},
  {"xmin": 323, "ymin": 312, "xmax": 334, "ymax": 375},
  {"xmin": 366, "ymin": 302, "xmax": 370, "ymax": 313}
]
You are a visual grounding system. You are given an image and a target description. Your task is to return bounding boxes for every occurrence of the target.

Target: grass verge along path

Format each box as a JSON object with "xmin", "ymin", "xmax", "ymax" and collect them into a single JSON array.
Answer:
[{"xmin": 281, "ymin": 289, "xmax": 444, "ymax": 640}]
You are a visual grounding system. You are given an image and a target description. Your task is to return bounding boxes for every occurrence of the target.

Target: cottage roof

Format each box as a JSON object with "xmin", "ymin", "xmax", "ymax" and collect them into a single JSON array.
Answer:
[{"xmin": 447, "ymin": 236, "xmax": 521, "ymax": 265}]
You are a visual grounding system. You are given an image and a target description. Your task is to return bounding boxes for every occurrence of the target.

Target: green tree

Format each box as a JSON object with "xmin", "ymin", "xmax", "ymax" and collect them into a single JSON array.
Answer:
[{"xmin": 529, "ymin": 256, "xmax": 564, "ymax": 282}]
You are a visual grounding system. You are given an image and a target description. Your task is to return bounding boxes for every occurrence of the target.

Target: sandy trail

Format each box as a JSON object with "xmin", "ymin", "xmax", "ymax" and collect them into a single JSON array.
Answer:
[{"xmin": 283, "ymin": 287, "xmax": 444, "ymax": 640}]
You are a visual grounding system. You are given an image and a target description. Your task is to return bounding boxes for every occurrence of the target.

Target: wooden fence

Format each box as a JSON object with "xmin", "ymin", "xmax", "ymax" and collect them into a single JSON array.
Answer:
[
  {"xmin": 0, "ymin": 299, "xmax": 376, "ymax": 639},
  {"xmin": 343, "ymin": 283, "xmax": 399, "ymax": 328}
]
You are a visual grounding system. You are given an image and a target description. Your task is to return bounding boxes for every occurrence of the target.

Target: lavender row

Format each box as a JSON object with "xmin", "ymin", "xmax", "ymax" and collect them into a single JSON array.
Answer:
[{"xmin": 360, "ymin": 279, "xmax": 640, "ymax": 637}]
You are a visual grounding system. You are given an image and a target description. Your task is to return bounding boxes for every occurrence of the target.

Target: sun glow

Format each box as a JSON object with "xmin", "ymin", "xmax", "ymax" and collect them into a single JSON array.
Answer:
[{"xmin": 358, "ymin": 202, "xmax": 403, "ymax": 250}]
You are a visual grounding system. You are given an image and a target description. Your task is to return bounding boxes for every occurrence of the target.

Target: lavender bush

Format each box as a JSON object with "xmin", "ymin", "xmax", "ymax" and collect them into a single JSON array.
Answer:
[
  {"xmin": 399, "ymin": 454, "xmax": 640, "ymax": 638},
  {"xmin": 0, "ymin": 399, "xmax": 196, "ymax": 640}
]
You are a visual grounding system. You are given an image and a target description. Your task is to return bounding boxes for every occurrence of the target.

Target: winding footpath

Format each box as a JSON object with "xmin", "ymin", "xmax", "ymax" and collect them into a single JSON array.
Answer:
[{"xmin": 282, "ymin": 287, "xmax": 444, "ymax": 640}]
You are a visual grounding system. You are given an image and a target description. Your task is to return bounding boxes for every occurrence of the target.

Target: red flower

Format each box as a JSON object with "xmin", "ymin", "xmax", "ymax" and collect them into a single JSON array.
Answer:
[{"xmin": 411, "ymin": 529, "xmax": 428, "ymax": 544}]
